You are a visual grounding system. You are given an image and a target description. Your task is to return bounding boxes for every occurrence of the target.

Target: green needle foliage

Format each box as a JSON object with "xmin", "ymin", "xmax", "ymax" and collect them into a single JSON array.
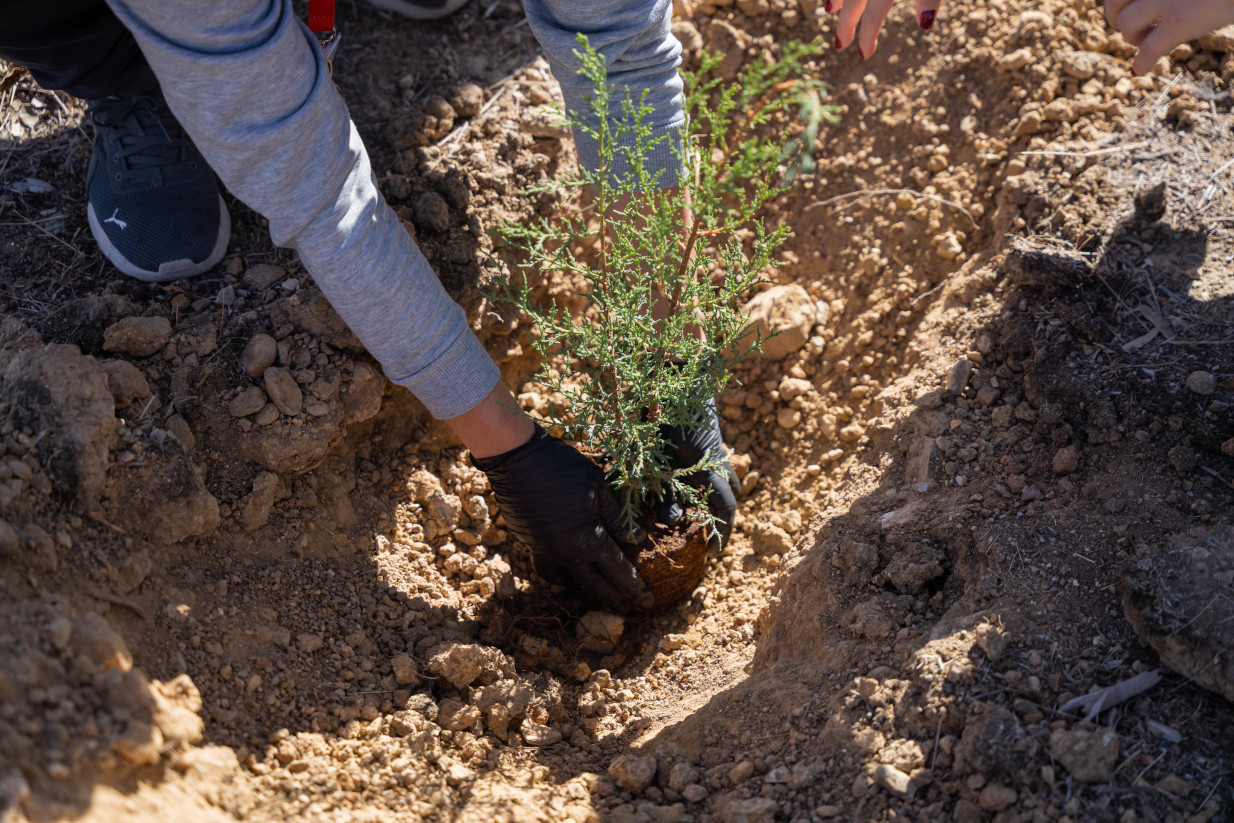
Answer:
[{"xmin": 496, "ymin": 37, "xmax": 837, "ymax": 533}]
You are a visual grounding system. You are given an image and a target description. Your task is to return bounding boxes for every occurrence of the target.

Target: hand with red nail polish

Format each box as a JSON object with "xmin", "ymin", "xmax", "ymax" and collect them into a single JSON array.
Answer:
[
  {"xmin": 830, "ymin": 0, "xmax": 943, "ymax": 58},
  {"xmin": 1105, "ymin": 0, "xmax": 1234, "ymax": 75}
]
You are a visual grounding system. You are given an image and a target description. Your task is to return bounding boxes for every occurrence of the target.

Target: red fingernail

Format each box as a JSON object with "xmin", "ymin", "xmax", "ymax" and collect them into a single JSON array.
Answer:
[
  {"xmin": 858, "ymin": 43, "xmax": 868, "ymax": 59},
  {"xmin": 919, "ymin": 9, "xmax": 936, "ymax": 29},
  {"xmin": 824, "ymin": 0, "xmax": 833, "ymax": 11},
  {"xmin": 835, "ymin": 35, "xmax": 843, "ymax": 49}
]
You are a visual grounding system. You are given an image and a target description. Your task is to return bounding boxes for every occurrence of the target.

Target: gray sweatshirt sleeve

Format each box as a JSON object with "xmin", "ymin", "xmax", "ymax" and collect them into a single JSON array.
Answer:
[
  {"xmin": 103, "ymin": 0, "xmax": 500, "ymax": 420},
  {"xmin": 522, "ymin": 0, "xmax": 685, "ymax": 188}
]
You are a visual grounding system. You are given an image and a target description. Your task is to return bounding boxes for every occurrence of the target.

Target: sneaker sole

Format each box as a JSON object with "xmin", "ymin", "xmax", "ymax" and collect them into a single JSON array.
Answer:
[
  {"xmin": 363, "ymin": 0, "xmax": 469, "ymax": 20},
  {"xmin": 88, "ymin": 195, "xmax": 231, "ymax": 282}
]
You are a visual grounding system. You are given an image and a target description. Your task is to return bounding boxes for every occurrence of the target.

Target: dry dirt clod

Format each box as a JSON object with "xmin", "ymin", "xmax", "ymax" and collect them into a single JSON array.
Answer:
[
  {"xmin": 391, "ymin": 653, "xmax": 420, "ymax": 686},
  {"xmin": 722, "ymin": 797, "xmax": 777, "ymax": 823},
  {"xmin": 576, "ymin": 611, "xmax": 624, "ymax": 653},
  {"xmin": 520, "ymin": 718, "xmax": 562, "ymax": 746},
  {"xmin": 871, "ymin": 763, "xmax": 916, "ymax": 798},
  {"xmin": 608, "ymin": 753, "xmax": 657, "ymax": 793},
  {"xmin": 449, "ymin": 83, "xmax": 484, "ymax": 118},
  {"xmin": 979, "ymin": 783, "xmax": 1018, "ymax": 812},
  {"xmin": 71, "ymin": 612, "xmax": 132, "ymax": 673},
  {"xmin": 947, "ymin": 358, "xmax": 973, "ymax": 395},
  {"xmin": 242, "ymin": 333, "xmax": 279, "ymax": 379},
  {"xmin": 263, "ymin": 367, "xmax": 304, "ymax": 416},
  {"xmin": 243, "ymin": 263, "xmax": 286, "ymax": 290},
  {"xmin": 103, "ymin": 316, "xmax": 172, "ymax": 357},
  {"xmin": 1052, "ymin": 445, "xmax": 1080, "ymax": 475},
  {"xmin": 1050, "ymin": 727, "xmax": 1121, "ymax": 782},
  {"xmin": 415, "ymin": 191, "xmax": 451, "ymax": 233},
  {"xmin": 741, "ymin": 284, "xmax": 819, "ymax": 361},
  {"xmin": 101, "ymin": 360, "xmax": 151, "ymax": 408},
  {"xmin": 343, "ymin": 360, "xmax": 385, "ymax": 423}
]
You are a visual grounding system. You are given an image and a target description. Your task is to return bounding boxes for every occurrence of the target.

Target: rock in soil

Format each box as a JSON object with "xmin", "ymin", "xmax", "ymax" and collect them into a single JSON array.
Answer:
[
  {"xmin": 102, "ymin": 316, "xmax": 172, "ymax": 357},
  {"xmin": 608, "ymin": 753, "xmax": 657, "ymax": 793},
  {"xmin": 242, "ymin": 333, "xmax": 279, "ymax": 379},
  {"xmin": 576, "ymin": 611, "xmax": 624, "ymax": 653},
  {"xmin": 263, "ymin": 366, "xmax": 304, "ymax": 416},
  {"xmin": 741, "ymin": 284, "xmax": 819, "ymax": 361},
  {"xmin": 101, "ymin": 359, "xmax": 151, "ymax": 408},
  {"xmin": 1050, "ymin": 727, "xmax": 1121, "ymax": 782},
  {"xmin": 1122, "ymin": 528, "xmax": 1234, "ymax": 700}
]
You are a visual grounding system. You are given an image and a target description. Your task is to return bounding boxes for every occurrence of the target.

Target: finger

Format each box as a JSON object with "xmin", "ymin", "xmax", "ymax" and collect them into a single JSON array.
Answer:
[
  {"xmin": 587, "ymin": 537, "xmax": 655, "ymax": 610},
  {"xmin": 531, "ymin": 553, "xmax": 570, "ymax": 588},
  {"xmin": 706, "ymin": 470, "xmax": 738, "ymax": 547},
  {"xmin": 595, "ymin": 482, "xmax": 646, "ymax": 544},
  {"xmin": 857, "ymin": 0, "xmax": 896, "ymax": 57},
  {"xmin": 1105, "ymin": 0, "xmax": 1135, "ymax": 29},
  {"xmin": 1115, "ymin": 0, "xmax": 1168, "ymax": 45},
  {"xmin": 827, "ymin": 0, "xmax": 845, "ymax": 16},
  {"xmin": 655, "ymin": 489, "xmax": 685, "ymax": 526},
  {"xmin": 835, "ymin": 0, "xmax": 869, "ymax": 50},
  {"xmin": 1130, "ymin": 7, "xmax": 1233, "ymax": 74},
  {"xmin": 915, "ymin": 0, "xmax": 941, "ymax": 29}
]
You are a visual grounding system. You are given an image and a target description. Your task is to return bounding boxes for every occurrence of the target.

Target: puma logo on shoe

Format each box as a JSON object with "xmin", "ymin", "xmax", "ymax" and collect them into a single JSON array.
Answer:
[{"xmin": 104, "ymin": 208, "xmax": 127, "ymax": 230}]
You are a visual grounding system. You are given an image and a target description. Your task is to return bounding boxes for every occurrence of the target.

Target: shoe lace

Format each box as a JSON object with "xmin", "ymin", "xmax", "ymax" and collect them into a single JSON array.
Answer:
[{"xmin": 90, "ymin": 95, "xmax": 198, "ymax": 181}]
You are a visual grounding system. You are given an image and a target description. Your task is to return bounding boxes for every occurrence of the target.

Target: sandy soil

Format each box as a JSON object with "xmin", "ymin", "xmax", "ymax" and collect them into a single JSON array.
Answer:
[{"xmin": 0, "ymin": 0, "xmax": 1232, "ymax": 821}]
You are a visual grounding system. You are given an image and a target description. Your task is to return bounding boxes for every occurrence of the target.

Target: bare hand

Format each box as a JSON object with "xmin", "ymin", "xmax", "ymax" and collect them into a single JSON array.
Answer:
[
  {"xmin": 829, "ymin": 0, "xmax": 943, "ymax": 59},
  {"xmin": 1106, "ymin": 0, "xmax": 1234, "ymax": 75}
]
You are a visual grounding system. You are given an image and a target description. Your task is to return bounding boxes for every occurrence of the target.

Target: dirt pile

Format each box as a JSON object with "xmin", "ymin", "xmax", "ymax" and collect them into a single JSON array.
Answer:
[{"xmin": 0, "ymin": 0, "xmax": 1232, "ymax": 820}]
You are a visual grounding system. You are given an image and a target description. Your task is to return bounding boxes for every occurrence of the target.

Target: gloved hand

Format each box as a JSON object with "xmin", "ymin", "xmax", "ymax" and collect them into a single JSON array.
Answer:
[
  {"xmin": 472, "ymin": 424, "xmax": 655, "ymax": 612},
  {"xmin": 656, "ymin": 397, "xmax": 739, "ymax": 548}
]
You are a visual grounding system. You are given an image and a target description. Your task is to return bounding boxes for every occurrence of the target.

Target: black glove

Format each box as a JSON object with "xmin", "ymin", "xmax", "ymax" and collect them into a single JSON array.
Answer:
[
  {"xmin": 472, "ymin": 425, "xmax": 654, "ymax": 612},
  {"xmin": 656, "ymin": 397, "xmax": 739, "ymax": 548}
]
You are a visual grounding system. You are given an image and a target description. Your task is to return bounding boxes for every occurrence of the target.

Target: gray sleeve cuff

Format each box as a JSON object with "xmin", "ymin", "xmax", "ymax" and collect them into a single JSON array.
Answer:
[{"xmin": 389, "ymin": 328, "xmax": 501, "ymax": 421}]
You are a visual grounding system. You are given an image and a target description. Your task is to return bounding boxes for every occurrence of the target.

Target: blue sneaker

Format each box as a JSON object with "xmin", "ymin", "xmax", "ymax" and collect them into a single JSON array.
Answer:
[{"xmin": 86, "ymin": 94, "xmax": 230, "ymax": 282}]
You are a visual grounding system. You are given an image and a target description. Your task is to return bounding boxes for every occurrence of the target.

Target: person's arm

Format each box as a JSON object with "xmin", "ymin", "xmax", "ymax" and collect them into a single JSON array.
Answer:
[
  {"xmin": 522, "ymin": 0, "xmax": 686, "ymax": 189},
  {"xmin": 104, "ymin": 0, "xmax": 499, "ymax": 421}
]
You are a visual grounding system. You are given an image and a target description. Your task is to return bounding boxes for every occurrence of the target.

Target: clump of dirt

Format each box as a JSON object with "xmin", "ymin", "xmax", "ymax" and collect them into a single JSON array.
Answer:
[{"xmin": 1, "ymin": 0, "xmax": 1232, "ymax": 820}]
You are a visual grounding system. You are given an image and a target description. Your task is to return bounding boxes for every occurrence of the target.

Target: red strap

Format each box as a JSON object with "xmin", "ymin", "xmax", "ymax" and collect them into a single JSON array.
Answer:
[{"xmin": 308, "ymin": 0, "xmax": 336, "ymax": 33}]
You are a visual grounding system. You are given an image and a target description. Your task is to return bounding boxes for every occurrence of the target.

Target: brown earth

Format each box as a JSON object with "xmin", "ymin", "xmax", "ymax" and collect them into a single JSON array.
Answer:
[{"xmin": 1, "ymin": 0, "xmax": 1232, "ymax": 821}]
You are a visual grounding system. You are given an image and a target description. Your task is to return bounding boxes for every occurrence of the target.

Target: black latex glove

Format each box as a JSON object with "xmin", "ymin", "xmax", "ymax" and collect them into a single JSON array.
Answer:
[
  {"xmin": 656, "ymin": 396, "xmax": 739, "ymax": 548},
  {"xmin": 472, "ymin": 424, "xmax": 654, "ymax": 612}
]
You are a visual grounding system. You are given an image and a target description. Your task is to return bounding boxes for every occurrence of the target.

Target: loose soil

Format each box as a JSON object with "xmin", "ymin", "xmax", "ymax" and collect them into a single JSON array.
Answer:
[{"xmin": 1, "ymin": 0, "xmax": 1232, "ymax": 822}]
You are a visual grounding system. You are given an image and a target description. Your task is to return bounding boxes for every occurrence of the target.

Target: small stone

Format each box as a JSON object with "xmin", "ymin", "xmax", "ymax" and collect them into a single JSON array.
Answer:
[
  {"xmin": 343, "ymin": 360, "xmax": 384, "ymax": 423},
  {"xmin": 723, "ymin": 797, "xmax": 776, "ymax": 823},
  {"xmin": 242, "ymin": 334, "xmax": 278, "ymax": 379},
  {"xmin": 1059, "ymin": 51, "xmax": 1098, "ymax": 79},
  {"xmin": 671, "ymin": 20, "xmax": 702, "ymax": 53},
  {"xmin": 1199, "ymin": 24, "xmax": 1234, "ymax": 52},
  {"xmin": 263, "ymin": 367, "xmax": 304, "ymax": 416},
  {"xmin": 391, "ymin": 653, "xmax": 420, "ymax": 685},
  {"xmin": 521, "ymin": 105, "xmax": 570, "ymax": 139},
  {"xmin": 239, "ymin": 471, "xmax": 281, "ymax": 531},
  {"xmin": 49, "ymin": 616, "xmax": 73, "ymax": 651},
  {"xmin": 165, "ymin": 414, "xmax": 196, "ymax": 450},
  {"xmin": 979, "ymin": 783, "xmax": 1017, "ymax": 812},
  {"xmin": 1050, "ymin": 727, "xmax": 1121, "ymax": 782},
  {"xmin": 254, "ymin": 403, "xmax": 280, "ymax": 426},
  {"xmin": 1185, "ymin": 371, "xmax": 1216, "ymax": 395},
  {"xmin": 751, "ymin": 522, "xmax": 793, "ymax": 556},
  {"xmin": 229, "ymin": 385, "xmax": 268, "ymax": 418},
  {"xmin": 947, "ymin": 358, "xmax": 973, "ymax": 395},
  {"xmin": 871, "ymin": 764, "xmax": 916, "ymax": 798},
  {"xmin": 975, "ymin": 620, "xmax": 1010, "ymax": 661},
  {"xmin": 778, "ymin": 377, "xmax": 811, "ymax": 400},
  {"xmin": 577, "ymin": 611, "xmax": 625, "ymax": 654},
  {"xmin": 243, "ymin": 264, "xmax": 286, "ymax": 290},
  {"xmin": 1053, "ymin": 445, "xmax": 1080, "ymax": 476},
  {"xmin": 776, "ymin": 407, "xmax": 801, "ymax": 429},
  {"xmin": 298, "ymin": 633, "xmax": 323, "ymax": 653},
  {"xmin": 415, "ymin": 191, "xmax": 451, "ymax": 233},
  {"xmin": 426, "ymin": 642, "xmax": 510, "ymax": 689},
  {"xmin": 438, "ymin": 698, "xmax": 481, "ymax": 731},
  {"xmin": 814, "ymin": 806, "xmax": 842, "ymax": 819},
  {"xmin": 101, "ymin": 360, "xmax": 151, "ymax": 408},
  {"xmin": 728, "ymin": 760, "xmax": 755, "ymax": 784},
  {"xmin": 103, "ymin": 316, "xmax": 172, "ymax": 357},
  {"xmin": 682, "ymin": 784, "xmax": 708, "ymax": 803},
  {"xmin": 667, "ymin": 763, "xmax": 699, "ymax": 792},
  {"xmin": 608, "ymin": 753, "xmax": 658, "ymax": 793},
  {"xmin": 741, "ymin": 284, "xmax": 820, "ymax": 361},
  {"xmin": 449, "ymin": 83, "xmax": 485, "ymax": 118},
  {"xmin": 520, "ymin": 718, "xmax": 562, "ymax": 746},
  {"xmin": 934, "ymin": 232, "xmax": 963, "ymax": 260}
]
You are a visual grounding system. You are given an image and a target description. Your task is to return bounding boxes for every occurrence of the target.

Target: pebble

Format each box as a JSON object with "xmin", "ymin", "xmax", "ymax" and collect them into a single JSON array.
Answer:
[
  {"xmin": 947, "ymin": 358, "xmax": 973, "ymax": 395},
  {"xmin": 243, "ymin": 264, "xmax": 286, "ymax": 290},
  {"xmin": 681, "ymin": 784, "xmax": 708, "ymax": 803},
  {"xmin": 778, "ymin": 376, "xmax": 811, "ymax": 401},
  {"xmin": 1050, "ymin": 727, "xmax": 1121, "ymax": 782},
  {"xmin": 776, "ymin": 408, "xmax": 801, "ymax": 429},
  {"xmin": 722, "ymin": 797, "xmax": 776, "ymax": 823},
  {"xmin": 229, "ymin": 386, "xmax": 268, "ymax": 418},
  {"xmin": 667, "ymin": 763, "xmax": 699, "ymax": 792},
  {"xmin": 254, "ymin": 403, "xmax": 280, "ymax": 426},
  {"xmin": 1052, "ymin": 445, "xmax": 1080, "ymax": 476},
  {"xmin": 728, "ymin": 760, "xmax": 754, "ymax": 784},
  {"xmin": 297, "ymin": 633, "xmax": 323, "ymax": 653},
  {"xmin": 871, "ymin": 764, "xmax": 916, "ymax": 798},
  {"xmin": 263, "ymin": 367, "xmax": 304, "ymax": 416},
  {"xmin": 814, "ymin": 806, "xmax": 842, "ymax": 819},
  {"xmin": 103, "ymin": 316, "xmax": 173, "ymax": 357},
  {"xmin": 391, "ymin": 653, "xmax": 420, "ymax": 685},
  {"xmin": 242, "ymin": 334, "xmax": 278, "ymax": 379},
  {"xmin": 979, "ymin": 783, "xmax": 1018, "ymax": 812},
  {"xmin": 1199, "ymin": 24, "xmax": 1234, "ymax": 52},
  {"xmin": 1060, "ymin": 51, "xmax": 1098, "ymax": 80},
  {"xmin": 934, "ymin": 231, "xmax": 963, "ymax": 260},
  {"xmin": 101, "ymin": 360, "xmax": 152, "ymax": 408},
  {"xmin": 608, "ymin": 753, "xmax": 657, "ymax": 793},
  {"xmin": 1185, "ymin": 371, "xmax": 1216, "ymax": 396},
  {"xmin": 520, "ymin": 718, "xmax": 562, "ymax": 747}
]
